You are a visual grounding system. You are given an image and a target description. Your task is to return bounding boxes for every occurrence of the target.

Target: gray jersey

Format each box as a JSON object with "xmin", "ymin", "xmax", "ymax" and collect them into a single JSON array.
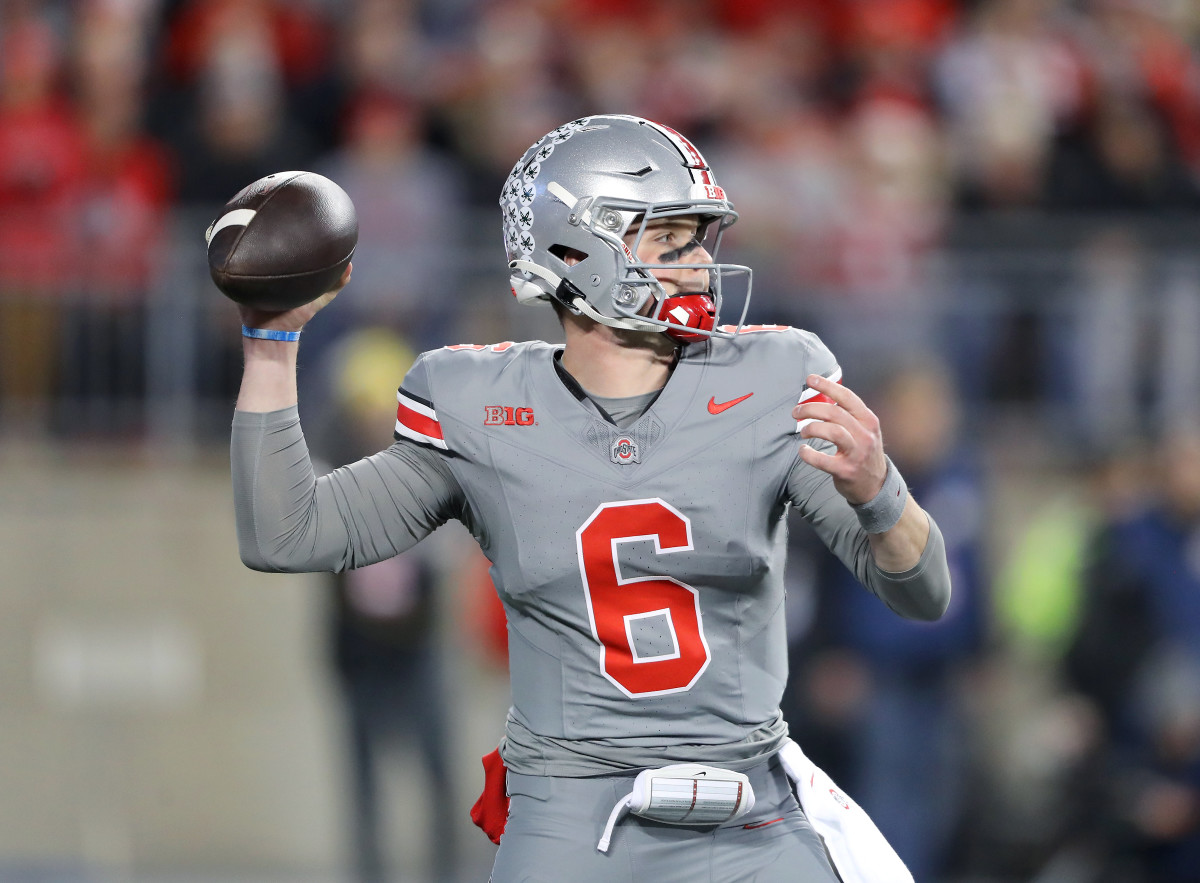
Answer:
[
  {"xmin": 232, "ymin": 327, "xmax": 949, "ymax": 777},
  {"xmin": 386, "ymin": 327, "xmax": 948, "ymax": 775}
]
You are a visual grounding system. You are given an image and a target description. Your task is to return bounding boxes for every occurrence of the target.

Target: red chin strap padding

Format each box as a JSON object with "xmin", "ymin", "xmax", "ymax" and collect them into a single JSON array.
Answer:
[{"xmin": 661, "ymin": 293, "xmax": 716, "ymax": 343}]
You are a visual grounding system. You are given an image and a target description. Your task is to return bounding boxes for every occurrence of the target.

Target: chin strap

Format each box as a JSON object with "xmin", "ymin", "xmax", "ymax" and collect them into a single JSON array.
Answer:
[
  {"xmin": 571, "ymin": 293, "xmax": 663, "ymax": 334},
  {"xmin": 509, "ymin": 257, "xmax": 665, "ymax": 334}
]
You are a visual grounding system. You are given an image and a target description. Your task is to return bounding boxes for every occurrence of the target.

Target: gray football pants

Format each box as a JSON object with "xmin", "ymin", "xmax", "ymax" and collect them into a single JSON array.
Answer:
[{"xmin": 491, "ymin": 755, "xmax": 842, "ymax": 883}]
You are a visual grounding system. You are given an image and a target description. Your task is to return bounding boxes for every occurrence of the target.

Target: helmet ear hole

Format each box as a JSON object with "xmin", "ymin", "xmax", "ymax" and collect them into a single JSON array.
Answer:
[{"xmin": 549, "ymin": 244, "xmax": 589, "ymax": 267}]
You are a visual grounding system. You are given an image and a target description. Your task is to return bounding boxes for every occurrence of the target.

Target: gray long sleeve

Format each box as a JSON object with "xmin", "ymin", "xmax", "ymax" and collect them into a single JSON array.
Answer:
[
  {"xmin": 786, "ymin": 456, "xmax": 951, "ymax": 621},
  {"xmin": 231, "ymin": 407, "xmax": 465, "ymax": 573}
]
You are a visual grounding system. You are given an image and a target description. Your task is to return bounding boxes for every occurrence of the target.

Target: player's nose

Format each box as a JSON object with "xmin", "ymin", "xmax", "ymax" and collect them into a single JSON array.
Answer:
[
  {"xmin": 680, "ymin": 242, "xmax": 712, "ymax": 286},
  {"xmin": 684, "ymin": 241, "xmax": 713, "ymax": 265}
]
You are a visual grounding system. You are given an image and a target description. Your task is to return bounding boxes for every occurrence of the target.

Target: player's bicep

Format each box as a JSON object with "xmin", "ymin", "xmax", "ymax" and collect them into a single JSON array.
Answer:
[{"xmin": 322, "ymin": 439, "xmax": 466, "ymax": 569}]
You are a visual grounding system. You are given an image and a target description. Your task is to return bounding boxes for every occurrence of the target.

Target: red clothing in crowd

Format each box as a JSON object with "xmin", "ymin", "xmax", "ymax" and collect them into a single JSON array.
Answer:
[
  {"xmin": 0, "ymin": 99, "xmax": 87, "ymax": 291},
  {"xmin": 77, "ymin": 136, "xmax": 175, "ymax": 296}
]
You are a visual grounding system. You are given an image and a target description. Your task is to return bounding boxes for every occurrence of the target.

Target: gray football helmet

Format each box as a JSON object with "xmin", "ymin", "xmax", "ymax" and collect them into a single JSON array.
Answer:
[{"xmin": 501, "ymin": 115, "xmax": 751, "ymax": 342}]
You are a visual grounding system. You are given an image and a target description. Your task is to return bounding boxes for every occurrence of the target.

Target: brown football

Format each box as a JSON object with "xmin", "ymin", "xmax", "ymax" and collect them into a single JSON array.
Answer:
[{"xmin": 205, "ymin": 171, "xmax": 358, "ymax": 311}]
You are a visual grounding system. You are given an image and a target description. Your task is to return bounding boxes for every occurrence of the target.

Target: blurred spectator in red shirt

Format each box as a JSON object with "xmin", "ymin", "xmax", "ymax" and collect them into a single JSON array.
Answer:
[
  {"xmin": 54, "ymin": 0, "xmax": 175, "ymax": 435},
  {"xmin": 1084, "ymin": 0, "xmax": 1200, "ymax": 179},
  {"xmin": 73, "ymin": 1, "xmax": 174, "ymax": 296},
  {"xmin": 0, "ymin": 7, "xmax": 86, "ymax": 430}
]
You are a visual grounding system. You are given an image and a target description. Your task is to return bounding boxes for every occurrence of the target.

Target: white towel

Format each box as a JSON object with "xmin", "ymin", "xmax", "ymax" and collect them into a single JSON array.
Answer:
[{"xmin": 778, "ymin": 739, "xmax": 914, "ymax": 883}]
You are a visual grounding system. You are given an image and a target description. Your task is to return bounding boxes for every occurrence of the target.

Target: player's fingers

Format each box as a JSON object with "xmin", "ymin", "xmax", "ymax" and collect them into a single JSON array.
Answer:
[
  {"xmin": 237, "ymin": 264, "xmax": 350, "ymax": 332},
  {"xmin": 330, "ymin": 261, "xmax": 352, "ymax": 294},
  {"xmin": 307, "ymin": 290, "xmax": 339, "ymax": 312},
  {"xmin": 798, "ymin": 418, "xmax": 855, "ymax": 452},
  {"xmin": 303, "ymin": 264, "xmax": 351, "ymax": 313},
  {"xmin": 793, "ymin": 400, "xmax": 854, "ymax": 429},
  {"xmin": 796, "ymin": 440, "xmax": 848, "ymax": 478},
  {"xmin": 805, "ymin": 374, "xmax": 877, "ymax": 428}
]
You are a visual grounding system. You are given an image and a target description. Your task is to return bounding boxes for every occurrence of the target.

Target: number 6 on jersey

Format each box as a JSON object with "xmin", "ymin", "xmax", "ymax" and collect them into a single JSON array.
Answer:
[{"xmin": 576, "ymin": 499, "xmax": 711, "ymax": 697}]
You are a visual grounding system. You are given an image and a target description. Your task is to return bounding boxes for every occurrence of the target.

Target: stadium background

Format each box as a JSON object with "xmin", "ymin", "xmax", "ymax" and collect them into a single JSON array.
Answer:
[{"xmin": 2, "ymin": 0, "xmax": 1200, "ymax": 880}]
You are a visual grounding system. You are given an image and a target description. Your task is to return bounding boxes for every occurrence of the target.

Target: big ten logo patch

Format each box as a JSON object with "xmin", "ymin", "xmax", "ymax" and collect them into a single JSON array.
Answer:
[{"xmin": 484, "ymin": 406, "xmax": 535, "ymax": 426}]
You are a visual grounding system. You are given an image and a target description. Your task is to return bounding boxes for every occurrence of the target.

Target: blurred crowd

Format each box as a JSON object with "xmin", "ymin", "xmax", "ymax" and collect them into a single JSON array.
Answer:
[
  {"xmin": 3, "ymin": 0, "xmax": 1200, "ymax": 437},
  {"xmin": 3, "ymin": 1, "xmax": 1200, "ymax": 882}
]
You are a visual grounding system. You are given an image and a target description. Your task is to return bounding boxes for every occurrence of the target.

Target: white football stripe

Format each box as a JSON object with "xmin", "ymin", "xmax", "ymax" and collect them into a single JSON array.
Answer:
[
  {"xmin": 205, "ymin": 209, "xmax": 257, "ymax": 245},
  {"xmin": 396, "ymin": 390, "xmax": 437, "ymax": 420},
  {"xmin": 394, "ymin": 420, "xmax": 449, "ymax": 450}
]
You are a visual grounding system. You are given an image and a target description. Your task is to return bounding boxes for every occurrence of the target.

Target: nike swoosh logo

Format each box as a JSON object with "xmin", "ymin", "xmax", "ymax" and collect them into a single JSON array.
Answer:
[{"xmin": 707, "ymin": 392, "xmax": 754, "ymax": 415}]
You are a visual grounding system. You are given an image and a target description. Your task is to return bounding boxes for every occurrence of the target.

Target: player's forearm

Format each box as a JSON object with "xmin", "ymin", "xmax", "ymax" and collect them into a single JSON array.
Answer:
[
  {"xmin": 865, "ymin": 509, "xmax": 951, "ymax": 621},
  {"xmin": 235, "ymin": 339, "xmax": 300, "ymax": 412},
  {"xmin": 790, "ymin": 463, "xmax": 951, "ymax": 621},
  {"xmin": 231, "ymin": 406, "xmax": 349, "ymax": 572},
  {"xmin": 867, "ymin": 496, "xmax": 929, "ymax": 572}
]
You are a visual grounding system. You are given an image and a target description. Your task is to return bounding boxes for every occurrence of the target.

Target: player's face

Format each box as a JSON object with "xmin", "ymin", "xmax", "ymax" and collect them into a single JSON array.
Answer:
[{"xmin": 625, "ymin": 217, "xmax": 712, "ymax": 298}]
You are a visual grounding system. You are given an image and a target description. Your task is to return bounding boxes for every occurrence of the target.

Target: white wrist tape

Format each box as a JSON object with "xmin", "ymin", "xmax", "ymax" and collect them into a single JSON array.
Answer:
[
  {"xmin": 597, "ymin": 763, "xmax": 755, "ymax": 853},
  {"xmin": 851, "ymin": 457, "xmax": 908, "ymax": 534}
]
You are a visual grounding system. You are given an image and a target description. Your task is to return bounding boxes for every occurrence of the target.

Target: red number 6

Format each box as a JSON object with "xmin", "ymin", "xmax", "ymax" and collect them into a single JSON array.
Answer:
[{"xmin": 576, "ymin": 499, "xmax": 711, "ymax": 697}]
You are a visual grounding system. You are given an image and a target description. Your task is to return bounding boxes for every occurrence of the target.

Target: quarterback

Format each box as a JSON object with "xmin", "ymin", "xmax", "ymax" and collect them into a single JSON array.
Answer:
[{"xmin": 230, "ymin": 115, "xmax": 951, "ymax": 881}]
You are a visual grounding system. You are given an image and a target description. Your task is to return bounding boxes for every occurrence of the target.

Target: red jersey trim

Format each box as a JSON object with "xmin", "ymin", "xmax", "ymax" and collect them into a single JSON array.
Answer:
[{"xmin": 395, "ymin": 391, "xmax": 448, "ymax": 450}]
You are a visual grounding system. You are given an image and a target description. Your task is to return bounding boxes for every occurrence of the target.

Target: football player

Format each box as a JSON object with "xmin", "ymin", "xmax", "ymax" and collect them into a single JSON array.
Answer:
[{"xmin": 231, "ymin": 115, "xmax": 951, "ymax": 882}]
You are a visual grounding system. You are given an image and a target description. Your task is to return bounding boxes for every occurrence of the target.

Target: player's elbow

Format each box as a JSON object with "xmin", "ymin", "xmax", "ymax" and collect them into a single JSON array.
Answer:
[
  {"xmin": 878, "ymin": 574, "xmax": 952, "ymax": 621},
  {"xmin": 908, "ymin": 582, "xmax": 951, "ymax": 621},
  {"xmin": 239, "ymin": 546, "xmax": 288, "ymax": 573},
  {"xmin": 238, "ymin": 539, "xmax": 314, "ymax": 574}
]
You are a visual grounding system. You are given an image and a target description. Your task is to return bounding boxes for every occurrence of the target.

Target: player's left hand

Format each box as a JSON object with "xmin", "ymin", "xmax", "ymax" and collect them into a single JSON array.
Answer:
[{"xmin": 792, "ymin": 373, "xmax": 888, "ymax": 505}]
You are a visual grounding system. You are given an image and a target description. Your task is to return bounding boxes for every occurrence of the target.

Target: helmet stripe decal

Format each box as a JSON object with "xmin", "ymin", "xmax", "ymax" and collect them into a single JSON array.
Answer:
[{"xmin": 645, "ymin": 120, "xmax": 713, "ymax": 185}]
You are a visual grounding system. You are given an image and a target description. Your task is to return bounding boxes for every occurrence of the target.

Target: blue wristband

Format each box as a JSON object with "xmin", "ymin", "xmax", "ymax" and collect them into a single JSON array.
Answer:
[{"xmin": 241, "ymin": 325, "xmax": 301, "ymax": 342}]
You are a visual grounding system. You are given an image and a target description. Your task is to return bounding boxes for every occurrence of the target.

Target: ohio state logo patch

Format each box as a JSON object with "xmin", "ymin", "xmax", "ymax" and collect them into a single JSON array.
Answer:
[
  {"xmin": 610, "ymin": 436, "xmax": 639, "ymax": 465},
  {"xmin": 484, "ymin": 405, "xmax": 535, "ymax": 426}
]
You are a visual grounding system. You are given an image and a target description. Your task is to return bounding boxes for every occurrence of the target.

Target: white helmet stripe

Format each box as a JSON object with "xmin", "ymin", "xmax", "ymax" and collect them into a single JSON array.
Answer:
[{"xmin": 644, "ymin": 120, "xmax": 713, "ymax": 186}]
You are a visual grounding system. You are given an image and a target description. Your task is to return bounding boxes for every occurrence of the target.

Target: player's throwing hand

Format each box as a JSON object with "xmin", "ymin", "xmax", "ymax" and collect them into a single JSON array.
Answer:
[
  {"xmin": 792, "ymin": 373, "xmax": 888, "ymax": 505},
  {"xmin": 238, "ymin": 263, "xmax": 352, "ymax": 335}
]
